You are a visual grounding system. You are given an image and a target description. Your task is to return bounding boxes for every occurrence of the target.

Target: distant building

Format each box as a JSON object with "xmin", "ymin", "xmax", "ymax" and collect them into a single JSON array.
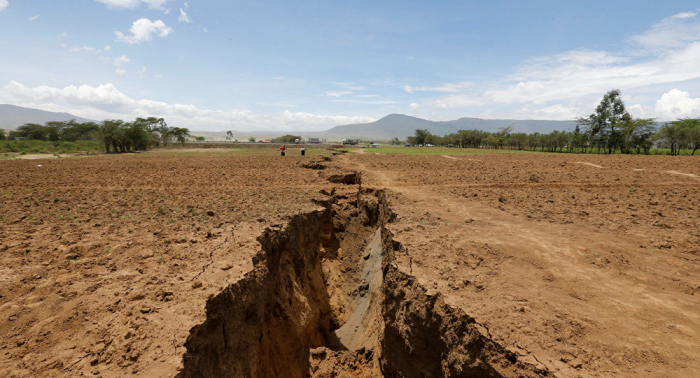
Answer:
[{"xmin": 308, "ymin": 138, "xmax": 320, "ymax": 144}]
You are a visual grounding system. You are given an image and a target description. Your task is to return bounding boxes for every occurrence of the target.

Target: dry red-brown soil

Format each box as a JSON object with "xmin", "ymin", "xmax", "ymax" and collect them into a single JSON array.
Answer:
[
  {"xmin": 1, "ymin": 149, "xmax": 699, "ymax": 377},
  {"xmin": 337, "ymin": 151, "xmax": 700, "ymax": 377},
  {"xmin": 0, "ymin": 152, "xmax": 333, "ymax": 377}
]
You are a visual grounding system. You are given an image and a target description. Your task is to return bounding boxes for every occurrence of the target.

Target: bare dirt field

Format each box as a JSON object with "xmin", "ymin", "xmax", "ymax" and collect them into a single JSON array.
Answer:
[{"xmin": 1, "ymin": 148, "xmax": 699, "ymax": 377}]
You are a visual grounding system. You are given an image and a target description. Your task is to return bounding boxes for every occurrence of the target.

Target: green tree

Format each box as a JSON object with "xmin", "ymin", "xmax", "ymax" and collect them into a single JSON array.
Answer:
[
  {"xmin": 96, "ymin": 120, "xmax": 124, "ymax": 153},
  {"xmin": 656, "ymin": 123, "xmax": 681, "ymax": 155},
  {"xmin": 424, "ymin": 133, "xmax": 442, "ymax": 145},
  {"xmin": 63, "ymin": 121, "xmax": 100, "ymax": 142},
  {"xmin": 682, "ymin": 118, "xmax": 700, "ymax": 155},
  {"xmin": 16, "ymin": 123, "xmax": 50, "ymax": 140},
  {"xmin": 571, "ymin": 125, "xmax": 583, "ymax": 152},
  {"xmin": 665, "ymin": 118, "xmax": 700, "ymax": 155},
  {"xmin": 575, "ymin": 116, "xmax": 597, "ymax": 153},
  {"xmin": 0, "ymin": 129, "xmax": 6, "ymax": 140},
  {"xmin": 508, "ymin": 132, "xmax": 527, "ymax": 150},
  {"xmin": 132, "ymin": 117, "xmax": 168, "ymax": 147},
  {"xmin": 589, "ymin": 89, "xmax": 631, "ymax": 154},
  {"xmin": 443, "ymin": 133, "xmax": 459, "ymax": 146},
  {"xmin": 413, "ymin": 129, "xmax": 431, "ymax": 145},
  {"xmin": 226, "ymin": 130, "xmax": 234, "ymax": 141},
  {"xmin": 124, "ymin": 121, "xmax": 154, "ymax": 151},
  {"xmin": 272, "ymin": 134, "xmax": 301, "ymax": 143},
  {"xmin": 249, "ymin": 137, "xmax": 256, "ymax": 142},
  {"xmin": 171, "ymin": 127, "xmax": 191, "ymax": 146},
  {"xmin": 526, "ymin": 132, "xmax": 541, "ymax": 151},
  {"xmin": 621, "ymin": 118, "xmax": 656, "ymax": 154},
  {"xmin": 44, "ymin": 120, "xmax": 72, "ymax": 141}
]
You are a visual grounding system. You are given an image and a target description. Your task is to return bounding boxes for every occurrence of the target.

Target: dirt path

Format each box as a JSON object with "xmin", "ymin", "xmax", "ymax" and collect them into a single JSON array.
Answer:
[
  {"xmin": 574, "ymin": 161, "xmax": 605, "ymax": 168},
  {"xmin": 666, "ymin": 170, "xmax": 699, "ymax": 179},
  {"xmin": 334, "ymin": 153, "xmax": 700, "ymax": 377}
]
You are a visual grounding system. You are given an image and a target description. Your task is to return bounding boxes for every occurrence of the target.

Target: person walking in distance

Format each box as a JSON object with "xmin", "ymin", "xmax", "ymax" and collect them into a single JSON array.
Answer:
[
  {"xmin": 280, "ymin": 144, "xmax": 286, "ymax": 156},
  {"xmin": 300, "ymin": 146, "xmax": 306, "ymax": 156}
]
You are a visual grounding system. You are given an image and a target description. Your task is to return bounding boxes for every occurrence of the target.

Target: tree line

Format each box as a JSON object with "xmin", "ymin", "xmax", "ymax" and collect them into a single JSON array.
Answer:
[
  {"xmin": 406, "ymin": 90, "xmax": 700, "ymax": 155},
  {"xmin": 1, "ymin": 117, "xmax": 191, "ymax": 153}
]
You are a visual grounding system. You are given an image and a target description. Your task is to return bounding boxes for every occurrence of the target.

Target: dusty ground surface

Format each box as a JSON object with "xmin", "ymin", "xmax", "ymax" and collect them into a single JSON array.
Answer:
[
  {"xmin": 335, "ymin": 151, "xmax": 700, "ymax": 377},
  {"xmin": 6, "ymin": 153, "xmax": 92, "ymax": 160},
  {"xmin": 0, "ymin": 152, "xmax": 334, "ymax": 377},
  {"xmin": 1, "ymin": 148, "xmax": 699, "ymax": 377}
]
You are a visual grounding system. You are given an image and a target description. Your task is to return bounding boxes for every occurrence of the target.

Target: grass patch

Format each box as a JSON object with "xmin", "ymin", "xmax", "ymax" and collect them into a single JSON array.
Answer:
[{"xmin": 0, "ymin": 140, "xmax": 103, "ymax": 154}]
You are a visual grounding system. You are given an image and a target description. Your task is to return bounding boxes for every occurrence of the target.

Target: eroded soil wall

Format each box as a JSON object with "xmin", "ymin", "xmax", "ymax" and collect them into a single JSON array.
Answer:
[
  {"xmin": 380, "ymin": 264, "xmax": 549, "ymax": 378},
  {"xmin": 178, "ymin": 207, "xmax": 334, "ymax": 378}
]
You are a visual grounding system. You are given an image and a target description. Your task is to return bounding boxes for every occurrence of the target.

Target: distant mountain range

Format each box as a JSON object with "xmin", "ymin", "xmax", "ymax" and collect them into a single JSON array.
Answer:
[
  {"xmin": 316, "ymin": 114, "xmax": 579, "ymax": 141},
  {"xmin": 0, "ymin": 104, "xmax": 93, "ymax": 128},
  {"xmin": 1, "ymin": 104, "xmax": 580, "ymax": 141}
]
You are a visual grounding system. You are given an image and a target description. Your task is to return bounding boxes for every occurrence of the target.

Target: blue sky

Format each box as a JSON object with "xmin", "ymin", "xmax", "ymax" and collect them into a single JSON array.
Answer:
[{"xmin": 2, "ymin": 0, "xmax": 700, "ymax": 131}]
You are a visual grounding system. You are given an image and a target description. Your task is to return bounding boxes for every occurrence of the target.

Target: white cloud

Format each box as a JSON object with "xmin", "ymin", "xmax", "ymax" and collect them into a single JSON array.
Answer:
[
  {"xmin": 496, "ymin": 101, "xmax": 594, "ymax": 121},
  {"xmin": 115, "ymin": 18, "xmax": 173, "ymax": 44},
  {"xmin": 57, "ymin": 32, "xmax": 67, "ymax": 38},
  {"xmin": 332, "ymin": 99, "xmax": 397, "ymax": 105},
  {"xmin": 321, "ymin": 91, "xmax": 353, "ymax": 97},
  {"xmin": 403, "ymin": 81, "xmax": 473, "ymax": 94},
  {"xmin": 28, "ymin": 14, "xmax": 40, "ymax": 21},
  {"xmin": 410, "ymin": 10, "xmax": 700, "ymax": 120},
  {"xmin": 478, "ymin": 44, "xmax": 700, "ymax": 106},
  {"xmin": 113, "ymin": 55, "xmax": 130, "ymax": 67},
  {"xmin": 630, "ymin": 11, "xmax": 700, "ymax": 52},
  {"xmin": 655, "ymin": 89, "xmax": 700, "ymax": 119},
  {"xmin": 0, "ymin": 81, "xmax": 376, "ymax": 131},
  {"xmin": 179, "ymin": 2, "xmax": 190, "ymax": 23},
  {"xmin": 434, "ymin": 100, "xmax": 448, "ymax": 109},
  {"xmin": 527, "ymin": 50, "xmax": 629, "ymax": 67},
  {"xmin": 111, "ymin": 55, "xmax": 130, "ymax": 75},
  {"xmin": 178, "ymin": 8, "xmax": 190, "ymax": 23},
  {"xmin": 409, "ymin": 103, "xmax": 419, "ymax": 111},
  {"xmin": 69, "ymin": 45, "xmax": 111, "ymax": 54},
  {"xmin": 331, "ymin": 82, "xmax": 365, "ymax": 91},
  {"xmin": 95, "ymin": 0, "xmax": 168, "ymax": 9},
  {"xmin": 672, "ymin": 11, "xmax": 698, "ymax": 20},
  {"xmin": 0, "ymin": 0, "xmax": 7, "ymax": 12}
]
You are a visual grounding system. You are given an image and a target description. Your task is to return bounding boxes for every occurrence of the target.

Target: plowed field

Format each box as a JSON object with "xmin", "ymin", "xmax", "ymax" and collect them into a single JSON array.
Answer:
[
  {"xmin": 0, "ymin": 151, "xmax": 334, "ymax": 377},
  {"xmin": 1, "ymin": 148, "xmax": 699, "ymax": 377}
]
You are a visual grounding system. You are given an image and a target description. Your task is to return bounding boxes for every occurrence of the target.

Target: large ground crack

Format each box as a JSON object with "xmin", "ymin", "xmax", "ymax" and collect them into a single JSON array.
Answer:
[{"xmin": 177, "ymin": 158, "xmax": 551, "ymax": 377}]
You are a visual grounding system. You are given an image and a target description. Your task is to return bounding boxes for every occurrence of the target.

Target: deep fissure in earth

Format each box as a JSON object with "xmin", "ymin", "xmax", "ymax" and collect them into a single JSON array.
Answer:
[{"xmin": 177, "ymin": 167, "xmax": 551, "ymax": 377}]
